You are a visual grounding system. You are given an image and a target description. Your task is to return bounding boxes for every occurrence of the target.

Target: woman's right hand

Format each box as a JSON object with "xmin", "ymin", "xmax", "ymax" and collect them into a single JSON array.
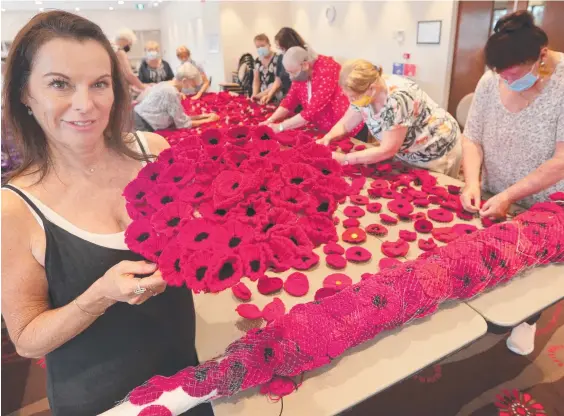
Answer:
[
  {"xmin": 461, "ymin": 184, "xmax": 481, "ymax": 213},
  {"xmin": 316, "ymin": 135, "xmax": 331, "ymax": 146},
  {"xmin": 93, "ymin": 261, "xmax": 167, "ymax": 306},
  {"xmin": 208, "ymin": 113, "xmax": 220, "ymax": 122}
]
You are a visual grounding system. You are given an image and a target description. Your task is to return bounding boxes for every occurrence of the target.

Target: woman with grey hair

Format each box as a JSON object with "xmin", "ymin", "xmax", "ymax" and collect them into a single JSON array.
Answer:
[
  {"xmin": 133, "ymin": 63, "xmax": 218, "ymax": 131},
  {"xmin": 114, "ymin": 28, "xmax": 147, "ymax": 92}
]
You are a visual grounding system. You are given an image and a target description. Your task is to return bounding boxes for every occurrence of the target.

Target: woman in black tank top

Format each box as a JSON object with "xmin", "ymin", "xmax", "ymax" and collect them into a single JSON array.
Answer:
[{"xmin": 1, "ymin": 11, "xmax": 213, "ymax": 416}]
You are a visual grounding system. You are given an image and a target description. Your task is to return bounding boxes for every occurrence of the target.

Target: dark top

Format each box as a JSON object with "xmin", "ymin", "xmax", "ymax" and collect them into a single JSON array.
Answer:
[
  {"xmin": 138, "ymin": 59, "xmax": 175, "ymax": 84},
  {"xmin": 2, "ymin": 140, "xmax": 213, "ymax": 416},
  {"xmin": 276, "ymin": 59, "xmax": 292, "ymax": 97}
]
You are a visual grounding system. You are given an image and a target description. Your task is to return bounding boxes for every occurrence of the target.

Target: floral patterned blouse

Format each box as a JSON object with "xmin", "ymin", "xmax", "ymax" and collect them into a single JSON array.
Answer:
[{"xmin": 351, "ymin": 75, "xmax": 459, "ymax": 164}]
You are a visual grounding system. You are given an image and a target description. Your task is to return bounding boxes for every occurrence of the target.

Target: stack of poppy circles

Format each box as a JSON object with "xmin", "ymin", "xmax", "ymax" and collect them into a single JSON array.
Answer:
[
  {"xmin": 124, "ymin": 125, "xmax": 351, "ymax": 293},
  {"xmin": 108, "ymin": 199, "xmax": 564, "ymax": 416}
]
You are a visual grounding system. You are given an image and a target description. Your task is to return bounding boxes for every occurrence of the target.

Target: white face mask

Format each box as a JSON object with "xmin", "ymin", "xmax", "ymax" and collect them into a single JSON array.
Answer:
[{"xmin": 146, "ymin": 50, "xmax": 159, "ymax": 60}]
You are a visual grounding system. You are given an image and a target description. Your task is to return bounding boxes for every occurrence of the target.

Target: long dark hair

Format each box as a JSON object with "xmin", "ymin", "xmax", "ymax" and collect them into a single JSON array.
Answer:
[
  {"xmin": 485, "ymin": 11, "xmax": 548, "ymax": 71},
  {"xmin": 274, "ymin": 27, "xmax": 306, "ymax": 51},
  {"xmin": 2, "ymin": 10, "xmax": 142, "ymax": 183}
]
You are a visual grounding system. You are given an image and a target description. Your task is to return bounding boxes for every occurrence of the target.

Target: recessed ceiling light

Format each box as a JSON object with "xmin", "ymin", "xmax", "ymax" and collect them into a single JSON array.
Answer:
[
  {"xmin": 109, "ymin": 6, "xmax": 114, "ymax": 11},
  {"xmin": 35, "ymin": 1, "xmax": 42, "ymax": 4},
  {"xmin": 153, "ymin": 2, "xmax": 159, "ymax": 6},
  {"xmin": 75, "ymin": 7, "xmax": 80, "ymax": 11},
  {"xmin": 118, "ymin": 0, "xmax": 124, "ymax": 4},
  {"xmin": 1, "ymin": 8, "xmax": 6, "ymax": 12}
]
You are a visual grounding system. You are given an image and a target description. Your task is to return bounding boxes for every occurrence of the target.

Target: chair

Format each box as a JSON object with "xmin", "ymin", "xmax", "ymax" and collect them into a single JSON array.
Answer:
[{"xmin": 456, "ymin": 93, "xmax": 474, "ymax": 129}]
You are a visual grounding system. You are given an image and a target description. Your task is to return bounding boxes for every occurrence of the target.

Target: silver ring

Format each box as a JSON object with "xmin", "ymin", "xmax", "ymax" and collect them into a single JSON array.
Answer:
[
  {"xmin": 134, "ymin": 283, "xmax": 146, "ymax": 295},
  {"xmin": 147, "ymin": 288, "xmax": 157, "ymax": 297}
]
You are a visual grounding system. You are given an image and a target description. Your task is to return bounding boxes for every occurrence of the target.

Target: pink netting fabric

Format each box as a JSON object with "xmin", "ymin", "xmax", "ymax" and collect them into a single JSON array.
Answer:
[{"xmin": 104, "ymin": 201, "xmax": 564, "ymax": 416}]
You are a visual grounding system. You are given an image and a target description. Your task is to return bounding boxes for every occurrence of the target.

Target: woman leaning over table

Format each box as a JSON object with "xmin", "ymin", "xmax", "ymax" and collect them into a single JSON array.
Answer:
[
  {"xmin": 460, "ymin": 11, "xmax": 564, "ymax": 356},
  {"xmin": 1, "ymin": 11, "xmax": 213, "ymax": 416},
  {"xmin": 318, "ymin": 59, "xmax": 462, "ymax": 178}
]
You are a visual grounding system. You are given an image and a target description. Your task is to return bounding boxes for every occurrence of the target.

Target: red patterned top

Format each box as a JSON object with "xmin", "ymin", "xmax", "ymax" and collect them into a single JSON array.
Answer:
[{"xmin": 280, "ymin": 55, "xmax": 363, "ymax": 135}]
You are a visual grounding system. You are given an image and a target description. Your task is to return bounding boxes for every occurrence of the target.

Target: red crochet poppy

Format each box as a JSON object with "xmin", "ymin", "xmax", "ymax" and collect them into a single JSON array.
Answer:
[
  {"xmin": 381, "ymin": 239, "xmax": 409, "ymax": 257},
  {"xmin": 232, "ymin": 196, "xmax": 269, "ymax": 225},
  {"xmin": 452, "ymin": 223, "xmax": 478, "ymax": 236},
  {"xmin": 146, "ymin": 184, "xmax": 180, "ymax": 210},
  {"xmin": 273, "ymin": 225, "xmax": 314, "ymax": 251},
  {"xmin": 216, "ymin": 220, "xmax": 253, "ymax": 252},
  {"xmin": 252, "ymin": 125, "xmax": 276, "ymax": 142},
  {"xmin": 343, "ymin": 218, "xmax": 361, "ymax": 228},
  {"xmin": 275, "ymin": 131, "xmax": 297, "ymax": 146},
  {"xmin": 220, "ymin": 148, "xmax": 251, "ymax": 169},
  {"xmin": 158, "ymin": 162, "xmax": 196, "ymax": 188},
  {"xmin": 125, "ymin": 201, "xmax": 154, "ymax": 221},
  {"xmin": 431, "ymin": 227, "xmax": 459, "ymax": 243},
  {"xmin": 257, "ymin": 171, "xmax": 284, "ymax": 195},
  {"xmin": 138, "ymin": 406, "xmax": 172, "ymax": 416},
  {"xmin": 204, "ymin": 145, "xmax": 225, "ymax": 162},
  {"xmin": 257, "ymin": 275, "xmax": 284, "ymax": 295},
  {"xmin": 380, "ymin": 213, "xmax": 398, "ymax": 225},
  {"xmin": 150, "ymin": 202, "xmax": 192, "ymax": 237},
  {"xmin": 376, "ymin": 162, "xmax": 393, "ymax": 173},
  {"xmin": 198, "ymin": 202, "xmax": 233, "ymax": 223},
  {"xmin": 207, "ymin": 254, "xmax": 243, "ymax": 292},
  {"xmin": 323, "ymin": 242, "xmax": 345, "ymax": 255},
  {"xmin": 179, "ymin": 183, "xmax": 212, "ymax": 204},
  {"xmin": 387, "ymin": 199, "xmax": 414, "ymax": 216},
  {"xmin": 239, "ymin": 157, "xmax": 274, "ymax": 173},
  {"xmin": 326, "ymin": 254, "xmax": 347, "ymax": 269},
  {"xmin": 238, "ymin": 243, "xmax": 271, "ymax": 281},
  {"xmin": 252, "ymin": 139, "xmax": 280, "ymax": 160},
  {"xmin": 256, "ymin": 208, "xmax": 298, "ymax": 241},
  {"xmin": 125, "ymin": 218, "xmax": 156, "ymax": 254},
  {"xmin": 343, "ymin": 206, "xmax": 366, "ymax": 218},
  {"xmin": 428, "ymin": 208, "xmax": 454, "ymax": 223},
  {"xmin": 236, "ymin": 303, "xmax": 263, "ymax": 320},
  {"xmin": 157, "ymin": 241, "xmax": 187, "ymax": 287},
  {"xmin": 439, "ymin": 199, "xmax": 460, "ymax": 211},
  {"xmin": 201, "ymin": 128, "xmax": 225, "ymax": 147},
  {"xmin": 314, "ymin": 287, "xmax": 339, "ymax": 301},
  {"xmin": 128, "ymin": 384, "xmax": 164, "ymax": 406},
  {"xmin": 428, "ymin": 195, "xmax": 444, "ymax": 205},
  {"xmin": 454, "ymin": 210, "xmax": 473, "ymax": 221},
  {"xmin": 263, "ymin": 297, "xmax": 286, "ymax": 323},
  {"xmin": 357, "ymin": 281, "xmax": 402, "ymax": 330},
  {"xmin": 447, "ymin": 185, "xmax": 461, "ymax": 195},
  {"xmin": 298, "ymin": 142, "xmax": 333, "ymax": 160},
  {"xmin": 370, "ymin": 179, "xmax": 389, "ymax": 190},
  {"xmin": 350, "ymin": 177, "xmax": 367, "ymax": 194},
  {"xmin": 182, "ymin": 249, "xmax": 217, "ymax": 292},
  {"xmin": 226, "ymin": 126, "xmax": 251, "ymax": 146},
  {"xmin": 345, "ymin": 246, "xmax": 372, "ymax": 262},
  {"xmin": 350, "ymin": 195, "xmax": 369, "ymax": 205},
  {"xmin": 232, "ymin": 281, "xmax": 252, "ymax": 301},
  {"xmin": 399, "ymin": 230, "xmax": 417, "ymax": 242},
  {"xmin": 137, "ymin": 160, "xmax": 165, "ymax": 183},
  {"xmin": 316, "ymin": 175, "xmax": 351, "ymax": 200},
  {"xmin": 418, "ymin": 238, "xmax": 437, "ymax": 251},
  {"xmin": 366, "ymin": 223, "xmax": 388, "ymax": 237},
  {"xmin": 308, "ymin": 191, "xmax": 336, "ymax": 216},
  {"xmin": 481, "ymin": 216, "xmax": 506, "ymax": 228},
  {"xmin": 366, "ymin": 202, "xmax": 382, "ymax": 213},
  {"xmin": 123, "ymin": 177, "xmax": 154, "ymax": 204},
  {"xmin": 354, "ymin": 144, "xmax": 367, "ymax": 151},
  {"xmin": 413, "ymin": 198, "xmax": 431, "ymax": 207},
  {"xmin": 323, "ymin": 273, "xmax": 352, "ymax": 290},
  {"xmin": 284, "ymin": 272, "xmax": 309, "ymax": 297},
  {"xmin": 379, "ymin": 257, "xmax": 402, "ymax": 270},
  {"xmin": 414, "ymin": 219, "xmax": 434, "ymax": 233},
  {"xmin": 342, "ymin": 227, "xmax": 367, "ymax": 243},
  {"xmin": 292, "ymin": 249, "xmax": 320, "ymax": 270},
  {"xmin": 177, "ymin": 218, "xmax": 220, "ymax": 250},
  {"xmin": 280, "ymin": 163, "xmax": 317, "ymax": 189},
  {"xmin": 311, "ymin": 158, "xmax": 342, "ymax": 178},
  {"xmin": 270, "ymin": 186, "xmax": 310, "ymax": 213},
  {"xmin": 212, "ymin": 170, "xmax": 251, "ymax": 209},
  {"xmin": 338, "ymin": 140, "xmax": 354, "ymax": 153},
  {"xmin": 268, "ymin": 237, "xmax": 296, "ymax": 272}
]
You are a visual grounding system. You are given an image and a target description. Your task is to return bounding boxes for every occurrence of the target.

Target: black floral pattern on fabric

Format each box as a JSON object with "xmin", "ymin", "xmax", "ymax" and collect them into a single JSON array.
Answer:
[{"xmin": 254, "ymin": 54, "xmax": 283, "ymax": 103}]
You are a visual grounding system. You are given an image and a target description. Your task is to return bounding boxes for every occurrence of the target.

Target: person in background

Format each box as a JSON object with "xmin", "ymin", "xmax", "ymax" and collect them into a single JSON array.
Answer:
[
  {"xmin": 263, "ymin": 46, "xmax": 364, "ymax": 138},
  {"xmin": 1, "ymin": 11, "xmax": 213, "ymax": 416},
  {"xmin": 134, "ymin": 62, "xmax": 219, "ymax": 132},
  {"xmin": 318, "ymin": 59, "xmax": 462, "ymax": 177},
  {"xmin": 114, "ymin": 28, "xmax": 146, "ymax": 92},
  {"xmin": 251, "ymin": 33, "xmax": 282, "ymax": 105},
  {"xmin": 176, "ymin": 46, "xmax": 210, "ymax": 100},
  {"xmin": 461, "ymin": 11, "xmax": 564, "ymax": 356},
  {"xmin": 138, "ymin": 41, "xmax": 174, "ymax": 84},
  {"xmin": 274, "ymin": 27, "xmax": 308, "ymax": 98}
]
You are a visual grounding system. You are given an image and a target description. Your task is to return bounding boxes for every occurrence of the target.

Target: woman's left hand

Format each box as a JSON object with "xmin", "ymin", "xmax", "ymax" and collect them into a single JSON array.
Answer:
[
  {"xmin": 479, "ymin": 191, "xmax": 512, "ymax": 219},
  {"xmin": 332, "ymin": 152, "xmax": 347, "ymax": 165},
  {"xmin": 259, "ymin": 95, "xmax": 271, "ymax": 105},
  {"xmin": 191, "ymin": 94, "xmax": 202, "ymax": 101}
]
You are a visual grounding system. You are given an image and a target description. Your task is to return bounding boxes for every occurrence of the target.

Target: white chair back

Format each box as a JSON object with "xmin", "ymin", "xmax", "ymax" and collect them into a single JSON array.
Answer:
[{"xmin": 456, "ymin": 92, "xmax": 474, "ymax": 129}]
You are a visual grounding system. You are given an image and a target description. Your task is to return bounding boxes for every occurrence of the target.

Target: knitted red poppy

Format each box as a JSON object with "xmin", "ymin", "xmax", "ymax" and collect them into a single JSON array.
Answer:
[
  {"xmin": 284, "ymin": 272, "xmax": 309, "ymax": 297},
  {"xmin": 275, "ymin": 131, "xmax": 297, "ymax": 146},
  {"xmin": 343, "ymin": 218, "xmax": 361, "ymax": 228},
  {"xmin": 204, "ymin": 145, "xmax": 225, "ymax": 162},
  {"xmin": 345, "ymin": 246, "xmax": 372, "ymax": 262},
  {"xmin": 447, "ymin": 185, "xmax": 461, "ymax": 195},
  {"xmin": 414, "ymin": 219, "xmax": 434, "ymax": 233},
  {"xmin": 179, "ymin": 183, "xmax": 212, "ymax": 204},
  {"xmin": 178, "ymin": 218, "xmax": 221, "ymax": 250},
  {"xmin": 270, "ymin": 186, "xmax": 310, "ymax": 213},
  {"xmin": 439, "ymin": 199, "xmax": 460, "ymax": 212},
  {"xmin": 238, "ymin": 243, "xmax": 271, "ymax": 281},
  {"xmin": 207, "ymin": 254, "xmax": 243, "ymax": 292},
  {"xmin": 236, "ymin": 303, "xmax": 263, "ymax": 320},
  {"xmin": 267, "ymin": 237, "xmax": 296, "ymax": 272},
  {"xmin": 263, "ymin": 297, "xmax": 286, "ymax": 323},
  {"xmin": 343, "ymin": 206, "xmax": 366, "ymax": 219},
  {"xmin": 231, "ymin": 281, "xmax": 252, "ymax": 301},
  {"xmin": 481, "ymin": 217, "xmax": 506, "ymax": 228},
  {"xmin": 387, "ymin": 199, "xmax": 414, "ymax": 216},
  {"xmin": 418, "ymin": 238, "xmax": 437, "ymax": 251},
  {"xmin": 452, "ymin": 223, "xmax": 478, "ymax": 236},
  {"xmin": 146, "ymin": 184, "xmax": 180, "ymax": 210},
  {"xmin": 323, "ymin": 242, "xmax": 345, "ymax": 255},
  {"xmin": 201, "ymin": 128, "xmax": 225, "ymax": 147},
  {"xmin": 323, "ymin": 273, "xmax": 352, "ymax": 290},
  {"xmin": 456, "ymin": 210, "xmax": 474, "ymax": 221},
  {"xmin": 123, "ymin": 177, "xmax": 154, "ymax": 205},
  {"xmin": 342, "ymin": 227, "xmax": 367, "ymax": 243},
  {"xmin": 379, "ymin": 257, "xmax": 402, "ymax": 270},
  {"xmin": 138, "ymin": 405, "xmax": 172, "ymax": 416},
  {"xmin": 128, "ymin": 384, "xmax": 164, "ymax": 406},
  {"xmin": 399, "ymin": 230, "xmax": 417, "ymax": 242},
  {"xmin": 137, "ymin": 160, "xmax": 165, "ymax": 183},
  {"xmin": 381, "ymin": 189, "xmax": 402, "ymax": 200},
  {"xmin": 273, "ymin": 225, "xmax": 314, "ymax": 251},
  {"xmin": 251, "ymin": 139, "xmax": 280, "ymax": 160},
  {"xmin": 338, "ymin": 140, "xmax": 354, "ymax": 153},
  {"xmin": 428, "ymin": 208, "xmax": 454, "ymax": 223},
  {"xmin": 413, "ymin": 198, "xmax": 431, "ymax": 207},
  {"xmin": 232, "ymin": 197, "xmax": 269, "ymax": 225},
  {"xmin": 311, "ymin": 158, "xmax": 342, "ymax": 178},
  {"xmin": 308, "ymin": 191, "xmax": 336, "ymax": 216},
  {"xmin": 226, "ymin": 126, "xmax": 251, "ymax": 146},
  {"xmin": 314, "ymin": 287, "xmax": 339, "ymax": 301},
  {"xmin": 125, "ymin": 219, "xmax": 156, "ymax": 254},
  {"xmin": 412, "ymin": 212, "xmax": 427, "ymax": 222},
  {"xmin": 370, "ymin": 179, "xmax": 389, "ymax": 190},
  {"xmin": 431, "ymin": 227, "xmax": 459, "ymax": 243},
  {"xmin": 326, "ymin": 254, "xmax": 347, "ymax": 269},
  {"xmin": 381, "ymin": 239, "xmax": 409, "ymax": 257},
  {"xmin": 366, "ymin": 202, "xmax": 382, "ymax": 213},
  {"xmin": 221, "ymin": 148, "xmax": 251, "ymax": 169},
  {"xmin": 125, "ymin": 201, "xmax": 154, "ymax": 221},
  {"xmin": 366, "ymin": 223, "xmax": 388, "ymax": 237},
  {"xmin": 158, "ymin": 162, "xmax": 197, "ymax": 188},
  {"xmin": 380, "ymin": 213, "xmax": 398, "ymax": 225},
  {"xmin": 350, "ymin": 195, "xmax": 369, "ymax": 205},
  {"xmin": 292, "ymin": 249, "xmax": 320, "ymax": 270},
  {"xmin": 212, "ymin": 170, "xmax": 251, "ymax": 209},
  {"xmin": 153, "ymin": 240, "xmax": 186, "ymax": 288},
  {"xmin": 257, "ymin": 275, "xmax": 284, "ymax": 295},
  {"xmin": 428, "ymin": 195, "xmax": 443, "ymax": 205},
  {"xmin": 216, "ymin": 220, "xmax": 254, "ymax": 252},
  {"xmin": 151, "ymin": 202, "xmax": 193, "ymax": 237},
  {"xmin": 298, "ymin": 214, "xmax": 338, "ymax": 246},
  {"xmin": 198, "ymin": 202, "xmax": 233, "ymax": 223}
]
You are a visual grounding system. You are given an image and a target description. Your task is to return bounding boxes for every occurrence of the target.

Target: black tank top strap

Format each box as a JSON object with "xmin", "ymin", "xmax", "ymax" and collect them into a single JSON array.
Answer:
[
  {"xmin": 2, "ymin": 184, "xmax": 48, "ymax": 223},
  {"xmin": 133, "ymin": 131, "xmax": 150, "ymax": 162}
]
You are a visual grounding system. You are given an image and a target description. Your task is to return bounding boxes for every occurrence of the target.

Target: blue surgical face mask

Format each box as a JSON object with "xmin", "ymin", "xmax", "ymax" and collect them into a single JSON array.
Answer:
[
  {"xmin": 182, "ymin": 87, "xmax": 197, "ymax": 95},
  {"xmin": 146, "ymin": 50, "xmax": 159, "ymax": 60},
  {"xmin": 504, "ymin": 63, "xmax": 539, "ymax": 92},
  {"xmin": 257, "ymin": 46, "xmax": 270, "ymax": 59}
]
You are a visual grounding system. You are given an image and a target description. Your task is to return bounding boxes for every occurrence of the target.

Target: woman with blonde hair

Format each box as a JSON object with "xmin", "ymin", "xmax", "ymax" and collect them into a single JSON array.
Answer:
[
  {"xmin": 319, "ymin": 59, "xmax": 462, "ymax": 177},
  {"xmin": 138, "ymin": 40, "xmax": 174, "ymax": 84}
]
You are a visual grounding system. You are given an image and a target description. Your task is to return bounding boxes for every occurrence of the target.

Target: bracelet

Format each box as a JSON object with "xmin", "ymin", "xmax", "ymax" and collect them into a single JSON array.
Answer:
[{"xmin": 73, "ymin": 299, "xmax": 105, "ymax": 317}]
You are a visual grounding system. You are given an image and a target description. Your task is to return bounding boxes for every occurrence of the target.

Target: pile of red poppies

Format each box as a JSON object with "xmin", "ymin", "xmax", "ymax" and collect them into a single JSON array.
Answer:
[
  {"xmin": 117, "ymin": 201, "xmax": 564, "ymax": 415},
  {"xmin": 124, "ymin": 125, "xmax": 350, "ymax": 293}
]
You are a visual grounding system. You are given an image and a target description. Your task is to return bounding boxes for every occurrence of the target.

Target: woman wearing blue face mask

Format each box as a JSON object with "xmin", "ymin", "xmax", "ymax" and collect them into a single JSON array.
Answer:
[
  {"xmin": 138, "ymin": 41, "xmax": 174, "ymax": 85},
  {"xmin": 462, "ymin": 11, "xmax": 564, "ymax": 357},
  {"xmin": 251, "ymin": 34, "xmax": 283, "ymax": 105}
]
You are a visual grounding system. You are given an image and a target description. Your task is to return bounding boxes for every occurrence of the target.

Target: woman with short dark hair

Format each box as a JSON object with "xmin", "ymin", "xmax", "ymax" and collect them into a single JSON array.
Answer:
[
  {"xmin": 274, "ymin": 28, "xmax": 309, "ymax": 100},
  {"xmin": 461, "ymin": 11, "xmax": 564, "ymax": 355},
  {"xmin": 1, "ymin": 11, "xmax": 213, "ymax": 416}
]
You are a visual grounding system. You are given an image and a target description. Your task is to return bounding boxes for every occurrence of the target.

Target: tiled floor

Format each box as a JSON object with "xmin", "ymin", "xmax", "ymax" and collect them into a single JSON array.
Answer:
[{"xmin": 3, "ymin": 301, "xmax": 563, "ymax": 416}]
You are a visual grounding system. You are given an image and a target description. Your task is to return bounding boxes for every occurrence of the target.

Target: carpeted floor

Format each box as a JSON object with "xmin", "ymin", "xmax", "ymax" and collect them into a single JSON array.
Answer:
[{"xmin": 3, "ymin": 301, "xmax": 563, "ymax": 416}]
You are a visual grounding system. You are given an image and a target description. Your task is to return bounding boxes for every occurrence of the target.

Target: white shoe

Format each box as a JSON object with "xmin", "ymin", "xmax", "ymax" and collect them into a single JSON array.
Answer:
[{"xmin": 506, "ymin": 322, "xmax": 536, "ymax": 356}]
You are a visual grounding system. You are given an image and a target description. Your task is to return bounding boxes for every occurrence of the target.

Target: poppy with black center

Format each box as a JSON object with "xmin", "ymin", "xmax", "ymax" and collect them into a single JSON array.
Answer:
[
  {"xmin": 194, "ymin": 232, "xmax": 209, "ymax": 242},
  {"xmin": 321, "ymin": 169, "xmax": 331, "ymax": 175},
  {"xmin": 261, "ymin": 133, "xmax": 272, "ymax": 140},
  {"xmin": 250, "ymin": 260, "xmax": 261, "ymax": 272},
  {"xmin": 215, "ymin": 209, "xmax": 228, "ymax": 216},
  {"xmin": 218, "ymin": 261, "xmax": 235, "ymax": 280},
  {"xmin": 160, "ymin": 196, "xmax": 174, "ymax": 204},
  {"xmin": 136, "ymin": 232, "xmax": 150, "ymax": 243},
  {"xmin": 246, "ymin": 206, "xmax": 256, "ymax": 216},
  {"xmin": 287, "ymin": 198, "xmax": 298, "ymax": 204},
  {"xmin": 150, "ymin": 172, "xmax": 159, "ymax": 181},
  {"xmin": 166, "ymin": 217, "xmax": 181, "ymax": 227},
  {"xmin": 229, "ymin": 237, "xmax": 242, "ymax": 248},
  {"xmin": 231, "ymin": 182, "xmax": 239, "ymax": 190},
  {"xmin": 372, "ymin": 295, "xmax": 388, "ymax": 308},
  {"xmin": 174, "ymin": 259, "xmax": 181, "ymax": 273},
  {"xmin": 317, "ymin": 201, "xmax": 329, "ymax": 212},
  {"xmin": 259, "ymin": 151, "xmax": 270, "ymax": 157},
  {"xmin": 135, "ymin": 191, "xmax": 145, "ymax": 200}
]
